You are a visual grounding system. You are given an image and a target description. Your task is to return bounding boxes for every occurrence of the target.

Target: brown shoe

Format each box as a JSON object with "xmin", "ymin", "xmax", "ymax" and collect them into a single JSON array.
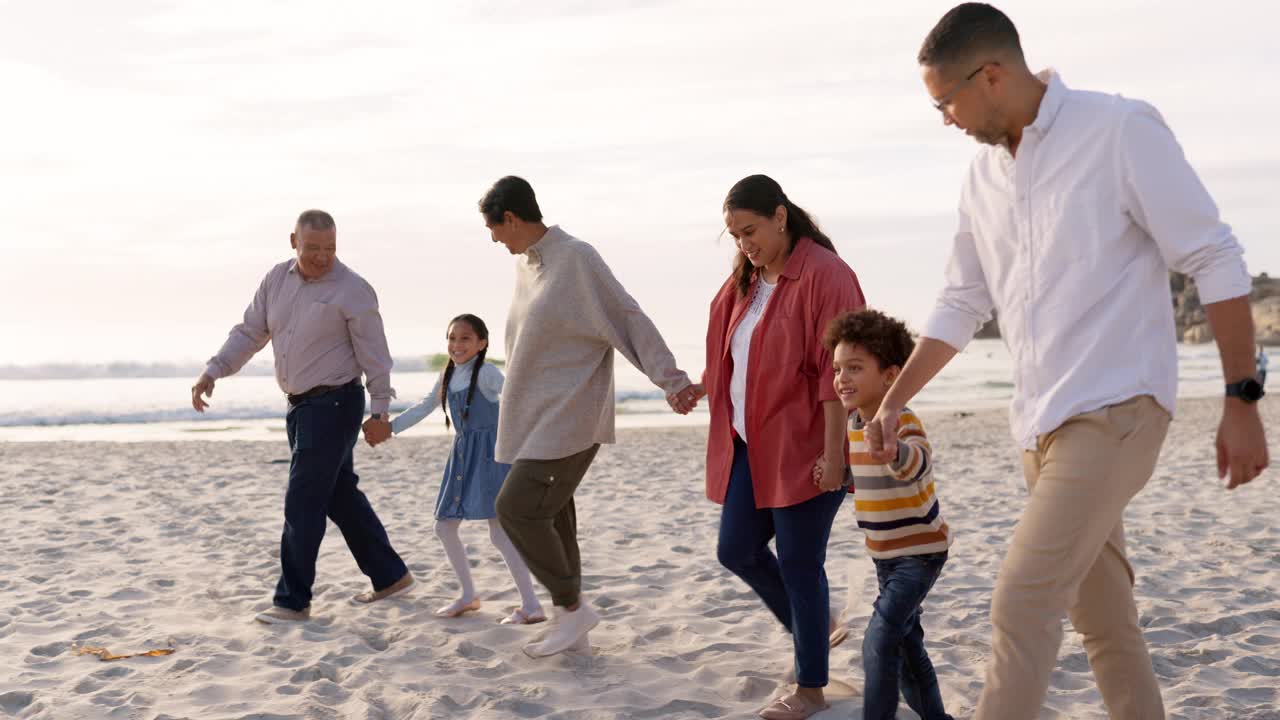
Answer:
[
  {"xmin": 254, "ymin": 605, "xmax": 310, "ymax": 624},
  {"xmin": 758, "ymin": 692, "xmax": 829, "ymax": 720},
  {"xmin": 435, "ymin": 597, "xmax": 482, "ymax": 618},
  {"xmin": 829, "ymin": 609, "xmax": 850, "ymax": 649},
  {"xmin": 351, "ymin": 572, "xmax": 414, "ymax": 604}
]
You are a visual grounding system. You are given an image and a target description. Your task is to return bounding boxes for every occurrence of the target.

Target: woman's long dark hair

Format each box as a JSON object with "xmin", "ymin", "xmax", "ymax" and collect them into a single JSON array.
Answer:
[
  {"xmin": 440, "ymin": 314, "xmax": 489, "ymax": 430},
  {"xmin": 724, "ymin": 174, "xmax": 837, "ymax": 296}
]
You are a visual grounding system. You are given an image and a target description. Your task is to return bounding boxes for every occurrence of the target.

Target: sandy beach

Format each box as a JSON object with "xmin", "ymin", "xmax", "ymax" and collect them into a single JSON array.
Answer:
[{"xmin": 1, "ymin": 396, "xmax": 1276, "ymax": 719}]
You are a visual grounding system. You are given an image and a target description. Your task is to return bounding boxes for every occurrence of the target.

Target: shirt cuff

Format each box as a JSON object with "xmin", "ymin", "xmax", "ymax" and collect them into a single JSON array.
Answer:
[
  {"xmin": 889, "ymin": 442, "xmax": 912, "ymax": 472},
  {"xmin": 203, "ymin": 362, "xmax": 225, "ymax": 380},
  {"xmin": 1193, "ymin": 261, "xmax": 1252, "ymax": 306},
  {"xmin": 922, "ymin": 309, "xmax": 979, "ymax": 353},
  {"xmin": 661, "ymin": 372, "xmax": 692, "ymax": 395},
  {"xmin": 370, "ymin": 398, "xmax": 391, "ymax": 416}
]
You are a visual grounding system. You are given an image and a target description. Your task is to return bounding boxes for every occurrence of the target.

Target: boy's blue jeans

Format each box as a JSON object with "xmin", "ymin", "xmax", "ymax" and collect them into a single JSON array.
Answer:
[{"xmin": 863, "ymin": 551, "xmax": 954, "ymax": 720}]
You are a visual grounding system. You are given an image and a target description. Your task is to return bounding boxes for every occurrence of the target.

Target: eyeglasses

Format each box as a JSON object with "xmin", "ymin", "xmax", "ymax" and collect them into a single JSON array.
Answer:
[{"xmin": 932, "ymin": 63, "xmax": 990, "ymax": 114}]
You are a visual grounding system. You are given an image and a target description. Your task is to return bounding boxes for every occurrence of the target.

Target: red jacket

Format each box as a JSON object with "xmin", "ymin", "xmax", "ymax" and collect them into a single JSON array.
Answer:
[{"xmin": 703, "ymin": 237, "xmax": 866, "ymax": 508}]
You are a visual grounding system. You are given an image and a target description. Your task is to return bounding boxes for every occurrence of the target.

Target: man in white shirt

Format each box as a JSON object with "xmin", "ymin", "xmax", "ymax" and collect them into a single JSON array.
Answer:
[{"xmin": 864, "ymin": 4, "xmax": 1270, "ymax": 718}]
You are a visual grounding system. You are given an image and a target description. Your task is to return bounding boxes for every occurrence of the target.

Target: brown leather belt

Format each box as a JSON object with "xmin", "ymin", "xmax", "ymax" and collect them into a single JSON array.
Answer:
[{"xmin": 287, "ymin": 378, "xmax": 359, "ymax": 405}]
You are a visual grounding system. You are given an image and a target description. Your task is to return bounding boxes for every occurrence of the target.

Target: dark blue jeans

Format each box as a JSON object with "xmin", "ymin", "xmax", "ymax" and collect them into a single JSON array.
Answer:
[
  {"xmin": 273, "ymin": 382, "xmax": 408, "ymax": 611},
  {"xmin": 717, "ymin": 437, "xmax": 846, "ymax": 688},
  {"xmin": 863, "ymin": 552, "xmax": 953, "ymax": 720}
]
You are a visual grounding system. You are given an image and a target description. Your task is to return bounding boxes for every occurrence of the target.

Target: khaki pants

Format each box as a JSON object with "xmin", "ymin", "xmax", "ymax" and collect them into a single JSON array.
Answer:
[
  {"xmin": 495, "ymin": 445, "xmax": 600, "ymax": 608},
  {"xmin": 976, "ymin": 396, "xmax": 1170, "ymax": 720}
]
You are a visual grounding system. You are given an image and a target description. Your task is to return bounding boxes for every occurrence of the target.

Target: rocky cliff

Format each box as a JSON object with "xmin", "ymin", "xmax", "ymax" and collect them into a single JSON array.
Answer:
[
  {"xmin": 1175, "ymin": 272, "xmax": 1280, "ymax": 345},
  {"xmin": 974, "ymin": 272, "xmax": 1280, "ymax": 345}
]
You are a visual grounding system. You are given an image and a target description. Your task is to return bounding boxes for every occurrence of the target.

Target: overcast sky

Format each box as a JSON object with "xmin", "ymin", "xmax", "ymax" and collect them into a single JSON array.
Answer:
[{"xmin": 2, "ymin": 0, "xmax": 1276, "ymax": 367}]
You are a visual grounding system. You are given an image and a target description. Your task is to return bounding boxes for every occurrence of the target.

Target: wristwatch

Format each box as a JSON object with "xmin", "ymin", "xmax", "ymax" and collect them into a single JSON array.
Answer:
[
  {"xmin": 1225, "ymin": 378, "xmax": 1265, "ymax": 403},
  {"xmin": 370, "ymin": 413, "xmax": 385, "ymax": 421}
]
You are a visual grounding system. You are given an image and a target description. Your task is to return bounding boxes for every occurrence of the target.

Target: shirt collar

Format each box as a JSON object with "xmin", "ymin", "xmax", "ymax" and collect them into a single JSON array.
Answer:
[
  {"xmin": 523, "ymin": 225, "xmax": 565, "ymax": 269},
  {"xmin": 1027, "ymin": 68, "xmax": 1067, "ymax": 136},
  {"xmin": 778, "ymin": 236, "xmax": 816, "ymax": 281},
  {"xmin": 288, "ymin": 257, "xmax": 344, "ymax": 283}
]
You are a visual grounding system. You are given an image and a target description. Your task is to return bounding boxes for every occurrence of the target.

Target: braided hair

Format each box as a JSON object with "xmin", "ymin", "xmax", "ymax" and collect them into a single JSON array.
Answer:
[{"xmin": 439, "ymin": 314, "xmax": 490, "ymax": 431}]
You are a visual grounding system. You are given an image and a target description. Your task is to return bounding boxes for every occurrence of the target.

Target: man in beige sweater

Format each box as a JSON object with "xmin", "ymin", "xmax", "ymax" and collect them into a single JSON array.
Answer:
[{"xmin": 481, "ymin": 176, "xmax": 699, "ymax": 657}]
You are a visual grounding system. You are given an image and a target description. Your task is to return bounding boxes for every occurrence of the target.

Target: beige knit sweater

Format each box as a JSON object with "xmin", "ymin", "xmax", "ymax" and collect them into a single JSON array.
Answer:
[{"xmin": 496, "ymin": 226, "xmax": 691, "ymax": 463}]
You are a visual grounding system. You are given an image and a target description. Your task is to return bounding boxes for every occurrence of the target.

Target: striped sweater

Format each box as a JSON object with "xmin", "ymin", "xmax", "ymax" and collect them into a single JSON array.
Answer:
[{"xmin": 847, "ymin": 407, "xmax": 952, "ymax": 560}]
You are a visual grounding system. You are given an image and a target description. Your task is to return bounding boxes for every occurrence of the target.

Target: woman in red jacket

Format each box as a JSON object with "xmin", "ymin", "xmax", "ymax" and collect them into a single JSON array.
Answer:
[{"xmin": 700, "ymin": 174, "xmax": 866, "ymax": 719}]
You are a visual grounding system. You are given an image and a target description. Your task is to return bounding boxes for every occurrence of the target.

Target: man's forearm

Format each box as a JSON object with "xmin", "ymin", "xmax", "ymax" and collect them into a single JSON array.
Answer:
[
  {"xmin": 617, "ymin": 312, "xmax": 690, "ymax": 395},
  {"xmin": 823, "ymin": 400, "xmax": 847, "ymax": 463},
  {"xmin": 348, "ymin": 310, "xmax": 396, "ymax": 415},
  {"xmin": 205, "ymin": 327, "xmax": 264, "ymax": 380},
  {"xmin": 881, "ymin": 337, "xmax": 960, "ymax": 411},
  {"xmin": 1205, "ymin": 296, "xmax": 1259, "ymax": 382}
]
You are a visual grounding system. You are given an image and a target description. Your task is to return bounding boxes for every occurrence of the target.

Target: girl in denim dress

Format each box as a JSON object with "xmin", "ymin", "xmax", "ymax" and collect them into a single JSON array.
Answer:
[{"xmin": 389, "ymin": 314, "xmax": 545, "ymax": 624}]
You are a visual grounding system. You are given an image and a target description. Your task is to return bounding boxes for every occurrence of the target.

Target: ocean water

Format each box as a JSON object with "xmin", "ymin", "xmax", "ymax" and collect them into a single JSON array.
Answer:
[{"xmin": 0, "ymin": 340, "xmax": 1236, "ymax": 442}]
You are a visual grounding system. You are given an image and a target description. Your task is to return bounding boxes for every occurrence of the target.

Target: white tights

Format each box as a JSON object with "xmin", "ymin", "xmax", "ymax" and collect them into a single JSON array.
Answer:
[{"xmin": 434, "ymin": 518, "xmax": 542, "ymax": 613}]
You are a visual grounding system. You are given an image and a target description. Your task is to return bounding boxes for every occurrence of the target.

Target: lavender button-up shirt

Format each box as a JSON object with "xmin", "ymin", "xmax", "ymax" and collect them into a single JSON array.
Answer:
[{"xmin": 205, "ymin": 258, "xmax": 396, "ymax": 414}]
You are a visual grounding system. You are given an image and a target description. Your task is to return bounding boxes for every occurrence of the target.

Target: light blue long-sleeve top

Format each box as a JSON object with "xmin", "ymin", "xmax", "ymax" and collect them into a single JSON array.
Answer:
[{"xmin": 391, "ymin": 357, "xmax": 503, "ymax": 434}]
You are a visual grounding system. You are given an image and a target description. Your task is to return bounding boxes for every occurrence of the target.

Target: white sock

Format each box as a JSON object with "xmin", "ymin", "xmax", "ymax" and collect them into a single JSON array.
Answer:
[
  {"xmin": 435, "ymin": 519, "xmax": 475, "ymax": 601},
  {"xmin": 488, "ymin": 518, "xmax": 542, "ymax": 615}
]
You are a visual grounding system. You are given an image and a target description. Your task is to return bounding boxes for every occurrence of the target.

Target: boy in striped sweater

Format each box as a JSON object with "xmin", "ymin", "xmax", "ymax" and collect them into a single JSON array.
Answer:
[{"xmin": 815, "ymin": 309, "xmax": 954, "ymax": 720}]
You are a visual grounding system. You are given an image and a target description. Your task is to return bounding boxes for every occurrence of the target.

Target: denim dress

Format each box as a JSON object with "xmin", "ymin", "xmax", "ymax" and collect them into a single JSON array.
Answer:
[
  {"xmin": 435, "ymin": 386, "xmax": 511, "ymax": 520},
  {"xmin": 391, "ymin": 358, "xmax": 511, "ymax": 520}
]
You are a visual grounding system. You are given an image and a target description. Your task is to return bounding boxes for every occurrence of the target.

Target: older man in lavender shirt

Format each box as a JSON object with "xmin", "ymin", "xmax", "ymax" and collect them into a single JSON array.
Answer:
[{"xmin": 190, "ymin": 209, "xmax": 414, "ymax": 624}]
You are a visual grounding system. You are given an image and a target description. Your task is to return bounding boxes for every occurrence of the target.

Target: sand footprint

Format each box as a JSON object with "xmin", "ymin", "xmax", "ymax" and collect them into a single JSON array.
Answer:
[
  {"xmin": 289, "ymin": 662, "xmax": 340, "ymax": 685},
  {"xmin": 1230, "ymin": 655, "xmax": 1280, "ymax": 676},
  {"xmin": 455, "ymin": 639, "xmax": 495, "ymax": 660},
  {"xmin": 467, "ymin": 659, "xmax": 511, "ymax": 679},
  {"xmin": 0, "ymin": 691, "xmax": 36, "ymax": 714},
  {"xmin": 1243, "ymin": 633, "xmax": 1280, "ymax": 646},
  {"xmin": 88, "ymin": 687, "xmax": 130, "ymax": 708},
  {"xmin": 106, "ymin": 587, "xmax": 150, "ymax": 601},
  {"xmin": 29, "ymin": 641, "xmax": 64, "ymax": 658}
]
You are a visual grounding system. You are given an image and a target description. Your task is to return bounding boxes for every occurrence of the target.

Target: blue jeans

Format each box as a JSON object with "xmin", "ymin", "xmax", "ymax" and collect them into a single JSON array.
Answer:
[
  {"xmin": 863, "ymin": 552, "xmax": 953, "ymax": 720},
  {"xmin": 717, "ymin": 437, "xmax": 846, "ymax": 688},
  {"xmin": 273, "ymin": 382, "xmax": 408, "ymax": 611}
]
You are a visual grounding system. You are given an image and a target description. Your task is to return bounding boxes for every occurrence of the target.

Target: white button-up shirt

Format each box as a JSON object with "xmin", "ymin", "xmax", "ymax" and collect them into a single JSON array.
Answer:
[{"xmin": 924, "ymin": 70, "xmax": 1251, "ymax": 450}]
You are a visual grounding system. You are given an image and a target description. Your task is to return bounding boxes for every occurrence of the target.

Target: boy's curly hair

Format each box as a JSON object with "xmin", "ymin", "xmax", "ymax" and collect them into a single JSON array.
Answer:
[{"xmin": 823, "ymin": 309, "xmax": 915, "ymax": 370}]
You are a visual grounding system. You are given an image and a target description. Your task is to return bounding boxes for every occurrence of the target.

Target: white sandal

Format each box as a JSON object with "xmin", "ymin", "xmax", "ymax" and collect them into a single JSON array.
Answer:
[
  {"xmin": 435, "ymin": 597, "xmax": 481, "ymax": 618},
  {"xmin": 500, "ymin": 608, "xmax": 548, "ymax": 625}
]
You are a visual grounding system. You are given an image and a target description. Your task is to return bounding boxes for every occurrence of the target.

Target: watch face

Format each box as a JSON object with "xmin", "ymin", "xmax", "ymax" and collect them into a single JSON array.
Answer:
[{"xmin": 1242, "ymin": 379, "xmax": 1265, "ymax": 402}]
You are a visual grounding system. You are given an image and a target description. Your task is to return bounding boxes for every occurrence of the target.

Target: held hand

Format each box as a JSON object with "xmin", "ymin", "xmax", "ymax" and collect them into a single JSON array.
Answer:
[
  {"xmin": 815, "ymin": 457, "xmax": 845, "ymax": 492},
  {"xmin": 374, "ymin": 418, "xmax": 394, "ymax": 445},
  {"xmin": 666, "ymin": 383, "xmax": 706, "ymax": 415},
  {"xmin": 1216, "ymin": 401, "xmax": 1269, "ymax": 489},
  {"xmin": 191, "ymin": 374, "xmax": 215, "ymax": 412},
  {"xmin": 865, "ymin": 404, "xmax": 901, "ymax": 465},
  {"xmin": 362, "ymin": 417, "xmax": 393, "ymax": 447}
]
